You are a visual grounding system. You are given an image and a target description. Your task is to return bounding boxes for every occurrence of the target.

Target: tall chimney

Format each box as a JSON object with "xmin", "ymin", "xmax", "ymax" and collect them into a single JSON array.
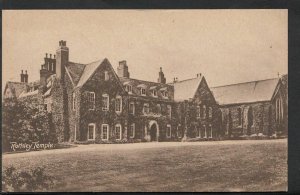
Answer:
[
  {"xmin": 40, "ymin": 63, "xmax": 49, "ymax": 88},
  {"xmin": 20, "ymin": 70, "xmax": 24, "ymax": 83},
  {"xmin": 117, "ymin": 60, "xmax": 130, "ymax": 78},
  {"xmin": 158, "ymin": 67, "xmax": 166, "ymax": 84},
  {"xmin": 56, "ymin": 40, "xmax": 69, "ymax": 81},
  {"xmin": 24, "ymin": 70, "xmax": 28, "ymax": 83}
]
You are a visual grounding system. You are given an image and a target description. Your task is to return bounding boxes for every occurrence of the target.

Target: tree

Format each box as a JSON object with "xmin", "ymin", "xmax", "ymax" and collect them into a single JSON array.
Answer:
[{"xmin": 2, "ymin": 98, "xmax": 57, "ymax": 152}]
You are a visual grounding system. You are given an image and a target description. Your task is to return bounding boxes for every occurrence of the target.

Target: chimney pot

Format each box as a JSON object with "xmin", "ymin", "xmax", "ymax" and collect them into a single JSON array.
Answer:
[
  {"xmin": 46, "ymin": 53, "xmax": 48, "ymax": 58},
  {"xmin": 21, "ymin": 70, "xmax": 23, "ymax": 74},
  {"xmin": 50, "ymin": 54, "xmax": 52, "ymax": 58},
  {"xmin": 25, "ymin": 70, "xmax": 27, "ymax": 74},
  {"xmin": 54, "ymin": 54, "xmax": 56, "ymax": 58}
]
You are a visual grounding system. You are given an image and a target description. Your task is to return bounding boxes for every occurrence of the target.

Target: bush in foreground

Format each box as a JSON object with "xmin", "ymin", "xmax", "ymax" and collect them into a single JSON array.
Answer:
[{"xmin": 2, "ymin": 166, "xmax": 54, "ymax": 192}]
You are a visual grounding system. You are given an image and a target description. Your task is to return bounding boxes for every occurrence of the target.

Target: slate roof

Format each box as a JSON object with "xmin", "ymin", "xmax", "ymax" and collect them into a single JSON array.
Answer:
[
  {"xmin": 171, "ymin": 76, "xmax": 203, "ymax": 101},
  {"xmin": 119, "ymin": 77, "xmax": 174, "ymax": 101},
  {"xmin": 65, "ymin": 62, "xmax": 86, "ymax": 85},
  {"xmin": 4, "ymin": 81, "xmax": 28, "ymax": 98},
  {"xmin": 65, "ymin": 59, "xmax": 106, "ymax": 87},
  {"xmin": 211, "ymin": 78, "xmax": 280, "ymax": 105},
  {"xmin": 19, "ymin": 89, "xmax": 39, "ymax": 98}
]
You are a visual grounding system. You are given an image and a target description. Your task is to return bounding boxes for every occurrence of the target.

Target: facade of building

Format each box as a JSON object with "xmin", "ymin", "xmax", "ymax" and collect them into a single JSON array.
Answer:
[
  {"xmin": 3, "ymin": 40, "xmax": 288, "ymax": 143},
  {"xmin": 211, "ymin": 77, "xmax": 288, "ymax": 137}
]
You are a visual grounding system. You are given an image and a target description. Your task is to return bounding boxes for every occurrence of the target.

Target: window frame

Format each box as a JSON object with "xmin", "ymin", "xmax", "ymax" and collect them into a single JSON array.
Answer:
[
  {"xmin": 197, "ymin": 105, "xmax": 201, "ymax": 118},
  {"xmin": 141, "ymin": 87, "xmax": 146, "ymax": 96},
  {"xmin": 143, "ymin": 103, "xmax": 150, "ymax": 114},
  {"xmin": 209, "ymin": 107, "xmax": 213, "ymax": 118},
  {"xmin": 102, "ymin": 93, "xmax": 109, "ymax": 111},
  {"xmin": 209, "ymin": 124, "xmax": 213, "ymax": 138},
  {"xmin": 125, "ymin": 84, "xmax": 132, "ymax": 94},
  {"xmin": 130, "ymin": 123, "xmax": 135, "ymax": 138},
  {"xmin": 87, "ymin": 123, "xmax": 96, "ymax": 141},
  {"xmin": 161, "ymin": 90, "xmax": 168, "ymax": 98},
  {"xmin": 237, "ymin": 108, "xmax": 242, "ymax": 126},
  {"xmin": 104, "ymin": 71, "xmax": 109, "ymax": 81},
  {"xmin": 87, "ymin": 91, "xmax": 95, "ymax": 110},
  {"xmin": 202, "ymin": 105, "xmax": 206, "ymax": 119},
  {"xmin": 101, "ymin": 124, "xmax": 109, "ymax": 140},
  {"xmin": 115, "ymin": 96, "xmax": 122, "ymax": 113},
  {"xmin": 166, "ymin": 124, "xmax": 171, "ymax": 138},
  {"xmin": 129, "ymin": 102, "xmax": 135, "ymax": 115},
  {"xmin": 115, "ymin": 124, "xmax": 122, "ymax": 141},
  {"xmin": 152, "ymin": 89, "xmax": 157, "ymax": 97}
]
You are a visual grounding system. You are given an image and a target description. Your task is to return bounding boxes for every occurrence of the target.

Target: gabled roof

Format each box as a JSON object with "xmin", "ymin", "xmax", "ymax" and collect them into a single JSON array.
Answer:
[
  {"xmin": 76, "ymin": 59, "xmax": 104, "ymax": 87},
  {"xmin": 65, "ymin": 62, "xmax": 86, "ymax": 85},
  {"xmin": 19, "ymin": 89, "xmax": 39, "ymax": 98},
  {"xmin": 211, "ymin": 78, "xmax": 280, "ymax": 105},
  {"xmin": 119, "ymin": 77, "xmax": 174, "ymax": 100},
  {"xmin": 171, "ymin": 76, "xmax": 203, "ymax": 101},
  {"xmin": 4, "ymin": 81, "xmax": 28, "ymax": 98}
]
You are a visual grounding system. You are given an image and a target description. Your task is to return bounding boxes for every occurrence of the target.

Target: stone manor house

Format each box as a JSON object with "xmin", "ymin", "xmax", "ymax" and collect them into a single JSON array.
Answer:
[{"xmin": 3, "ymin": 41, "xmax": 288, "ymax": 143}]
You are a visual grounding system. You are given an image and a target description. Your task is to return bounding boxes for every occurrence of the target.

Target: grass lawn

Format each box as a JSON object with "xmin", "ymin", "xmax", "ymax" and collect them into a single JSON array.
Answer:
[{"xmin": 2, "ymin": 139, "xmax": 287, "ymax": 192}]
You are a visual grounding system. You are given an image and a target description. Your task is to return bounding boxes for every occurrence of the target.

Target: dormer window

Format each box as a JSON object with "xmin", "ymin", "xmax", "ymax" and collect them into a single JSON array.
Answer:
[
  {"xmin": 162, "ymin": 91, "xmax": 168, "ymax": 98},
  {"xmin": 137, "ymin": 84, "xmax": 147, "ymax": 96},
  {"xmin": 159, "ymin": 87, "xmax": 168, "ymax": 98},
  {"xmin": 141, "ymin": 88, "xmax": 146, "ymax": 96},
  {"xmin": 152, "ymin": 90, "xmax": 157, "ymax": 97},
  {"xmin": 150, "ymin": 86, "xmax": 157, "ymax": 97},
  {"xmin": 125, "ymin": 85, "xmax": 132, "ymax": 94}
]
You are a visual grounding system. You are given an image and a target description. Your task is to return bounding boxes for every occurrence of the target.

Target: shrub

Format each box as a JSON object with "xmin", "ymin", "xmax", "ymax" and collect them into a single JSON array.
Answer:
[
  {"xmin": 2, "ymin": 98, "xmax": 57, "ymax": 152},
  {"xmin": 2, "ymin": 166, "xmax": 54, "ymax": 192}
]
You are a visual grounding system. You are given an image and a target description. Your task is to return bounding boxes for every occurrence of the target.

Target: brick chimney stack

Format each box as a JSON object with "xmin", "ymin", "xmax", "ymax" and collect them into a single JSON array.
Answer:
[
  {"xmin": 117, "ymin": 60, "xmax": 130, "ymax": 78},
  {"xmin": 56, "ymin": 40, "xmax": 69, "ymax": 81},
  {"xmin": 20, "ymin": 70, "xmax": 24, "ymax": 83},
  {"xmin": 24, "ymin": 70, "xmax": 28, "ymax": 83},
  {"xmin": 158, "ymin": 67, "xmax": 166, "ymax": 84}
]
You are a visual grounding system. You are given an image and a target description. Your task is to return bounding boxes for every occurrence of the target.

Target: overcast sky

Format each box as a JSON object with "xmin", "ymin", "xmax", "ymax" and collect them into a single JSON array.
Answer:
[{"xmin": 2, "ymin": 10, "xmax": 287, "ymax": 91}]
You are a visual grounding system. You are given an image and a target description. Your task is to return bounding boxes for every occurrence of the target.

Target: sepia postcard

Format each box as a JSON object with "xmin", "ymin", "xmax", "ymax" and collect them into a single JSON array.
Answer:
[{"xmin": 2, "ymin": 9, "xmax": 288, "ymax": 192}]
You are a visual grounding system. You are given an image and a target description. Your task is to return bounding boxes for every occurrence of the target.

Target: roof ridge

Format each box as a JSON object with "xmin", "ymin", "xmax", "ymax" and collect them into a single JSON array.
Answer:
[
  {"xmin": 211, "ymin": 77, "xmax": 279, "ymax": 89},
  {"xmin": 68, "ymin": 61, "xmax": 85, "ymax": 66},
  {"xmin": 176, "ymin": 77, "xmax": 200, "ymax": 83},
  {"xmin": 85, "ymin": 59, "xmax": 104, "ymax": 65},
  {"xmin": 121, "ymin": 77, "xmax": 172, "ymax": 86}
]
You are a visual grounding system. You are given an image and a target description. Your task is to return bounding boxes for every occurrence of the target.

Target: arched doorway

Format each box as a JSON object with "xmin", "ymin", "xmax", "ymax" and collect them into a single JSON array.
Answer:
[
  {"xmin": 247, "ymin": 106, "xmax": 253, "ymax": 135},
  {"xmin": 149, "ymin": 120, "xmax": 159, "ymax": 142},
  {"xmin": 150, "ymin": 124, "xmax": 157, "ymax": 141}
]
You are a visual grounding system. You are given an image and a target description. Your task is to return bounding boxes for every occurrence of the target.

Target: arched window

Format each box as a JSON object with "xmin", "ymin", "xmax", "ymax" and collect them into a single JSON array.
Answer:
[
  {"xmin": 238, "ymin": 108, "xmax": 242, "ymax": 126},
  {"xmin": 203, "ymin": 105, "xmax": 206, "ymax": 119},
  {"xmin": 247, "ymin": 107, "xmax": 253, "ymax": 135},
  {"xmin": 209, "ymin": 107, "xmax": 213, "ymax": 118},
  {"xmin": 104, "ymin": 71, "xmax": 109, "ymax": 81}
]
